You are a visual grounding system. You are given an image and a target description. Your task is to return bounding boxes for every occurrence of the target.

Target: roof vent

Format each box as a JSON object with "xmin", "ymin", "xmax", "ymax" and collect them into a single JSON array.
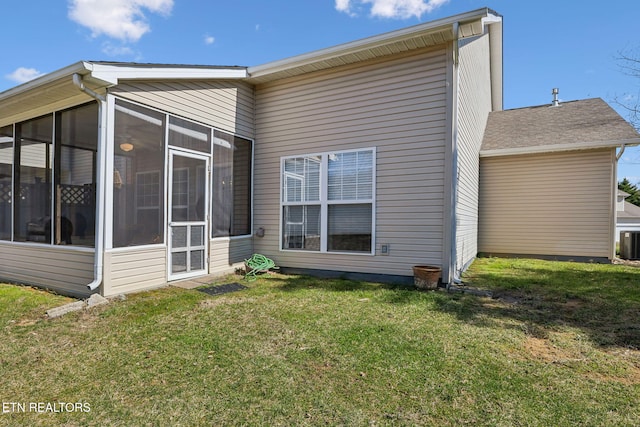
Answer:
[{"xmin": 551, "ymin": 88, "xmax": 560, "ymax": 107}]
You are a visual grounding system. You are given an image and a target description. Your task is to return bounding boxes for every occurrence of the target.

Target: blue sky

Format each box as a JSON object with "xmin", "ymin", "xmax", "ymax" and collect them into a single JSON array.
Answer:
[{"xmin": 1, "ymin": 0, "xmax": 639, "ymax": 182}]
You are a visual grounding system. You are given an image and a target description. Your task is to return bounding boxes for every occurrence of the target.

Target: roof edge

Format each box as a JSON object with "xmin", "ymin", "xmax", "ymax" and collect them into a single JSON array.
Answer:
[
  {"xmin": 0, "ymin": 62, "xmax": 249, "ymax": 103},
  {"xmin": 480, "ymin": 138, "xmax": 640, "ymax": 158},
  {"xmin": 0, "ymin": 61, "xmax": 91, "ymax": 102},
  {"xmin": 87, "ymin": 63, "xmax": 248, "ymax": 84},
  {"xmin": 248, "ymin": 7, "xmax": 500, "ymax": 81}
]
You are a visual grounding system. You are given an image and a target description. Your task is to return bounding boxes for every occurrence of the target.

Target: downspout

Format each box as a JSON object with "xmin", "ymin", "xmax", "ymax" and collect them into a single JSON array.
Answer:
[
  {"xmin": 448, "ymin": 22, "xmax": 461, "ymax": 288},
  {"xmin": 72, "ymin": 73, "xmax": 106, "ymax": 292},
  {"xmin": 613, "ymin": 144, "xmax": 626, "ymax": 259}
]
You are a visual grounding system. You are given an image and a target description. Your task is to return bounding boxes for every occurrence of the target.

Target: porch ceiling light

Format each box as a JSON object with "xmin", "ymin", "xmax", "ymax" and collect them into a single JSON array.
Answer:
[{"xmin": 120, "ymin": 142, "xmax": 134, "ymax": 152}]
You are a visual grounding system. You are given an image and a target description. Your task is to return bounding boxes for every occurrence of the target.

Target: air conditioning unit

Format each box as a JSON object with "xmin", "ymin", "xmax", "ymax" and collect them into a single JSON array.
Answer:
[{"xmin": 620, "ymin": 231, "xmax": 640, "ymax": 260}]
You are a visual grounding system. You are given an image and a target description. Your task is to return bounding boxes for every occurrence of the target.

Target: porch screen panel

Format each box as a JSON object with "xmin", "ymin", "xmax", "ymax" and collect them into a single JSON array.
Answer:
[
  {"xmin": 113, "ymin": 99, "xmax": 166, "ymax": 247},
  {"xmin": 15, "ymin": 115, "xmax": 53, "ymax": 243},
  {"xmin": 55, "ymin": 102, "xmax": 98, "ymax": 246},
  {"xmin": 232, "ymin": 136, "xmax": 252, "ymax": 236},
  {"xmin": 168, "ymin": 116, "xmax": 211, "ymax": 154},
  {"xmin": 211, "ymin": 130, "xmax": 252, "ymax": 237},
  {"xmin": 0, "ymin": 125, "xmax": 13, "ymax": 240},
  {"xmin": 211, "ymin": 132, "xmax": 232, "ymax": 237}
]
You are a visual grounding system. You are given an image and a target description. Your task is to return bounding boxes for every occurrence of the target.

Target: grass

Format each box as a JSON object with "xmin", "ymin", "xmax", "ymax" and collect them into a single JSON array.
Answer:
[{"xmin": 0, "ymin": 257, "xmax": 639, "ymax": 426}]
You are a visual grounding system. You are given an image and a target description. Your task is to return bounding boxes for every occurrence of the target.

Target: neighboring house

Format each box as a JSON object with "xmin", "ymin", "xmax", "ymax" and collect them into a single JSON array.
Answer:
[
  {"xmin": 479, "ymin": 98, "xmax": 640, "ymax": 260},
  {"xmin": 617, "ymin": 190, "xmax": 640, "ymax": 242},
  {"xmin": 0, "ymin": 7, "xmax": 636, "ymax": 298}
]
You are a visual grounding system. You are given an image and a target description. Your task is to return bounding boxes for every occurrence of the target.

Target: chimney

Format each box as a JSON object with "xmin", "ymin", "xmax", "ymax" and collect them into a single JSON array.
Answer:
[{"xmin": 551, "ymin": 88, "xmax": 560, "ymax": 107}]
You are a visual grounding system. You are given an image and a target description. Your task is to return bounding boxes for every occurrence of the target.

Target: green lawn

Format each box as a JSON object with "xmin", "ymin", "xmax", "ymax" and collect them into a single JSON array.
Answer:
[{"xmin": 1, "ymin": 258, "xmax": 639, "ymax": 426}]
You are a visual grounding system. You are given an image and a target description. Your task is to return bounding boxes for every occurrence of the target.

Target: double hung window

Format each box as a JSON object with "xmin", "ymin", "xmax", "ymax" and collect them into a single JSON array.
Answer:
[{"xmin": 281, "ymin": 148, "xmax": 375, "ymax": 254}]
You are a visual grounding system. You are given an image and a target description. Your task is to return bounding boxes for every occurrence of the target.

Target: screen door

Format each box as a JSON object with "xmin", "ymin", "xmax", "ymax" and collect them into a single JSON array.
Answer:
[{"xmin": 168, "ymin": 150, "xmax": 208, "ymax": 280}]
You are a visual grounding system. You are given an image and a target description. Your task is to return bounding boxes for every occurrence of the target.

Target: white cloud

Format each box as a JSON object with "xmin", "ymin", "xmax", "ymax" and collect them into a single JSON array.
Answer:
[
  {"xmin": 68, "ymin": 0, "xmax": 174, "ymax": 43},
  {"xmin": 336, "ymin": 0, "xmax": 449, "ymax": 19},
  {"xmin": 204, "ymin": 35, "xmax": 215, "ymax": 45},
  {"xmin": 101, "ymin": 42, "xmax": 135, "ymax": 57},
  {"xmin": 5, "ymin": 67, "xmax": 44, "ymax": 84},
  {"xmin": 335, "ymin": 0, "xmax": 356, "ymax": 16}
]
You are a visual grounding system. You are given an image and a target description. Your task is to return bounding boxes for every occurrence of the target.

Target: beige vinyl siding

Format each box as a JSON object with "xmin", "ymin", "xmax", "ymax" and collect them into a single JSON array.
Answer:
[
  {"xmin": 455, "ymin": 33, "xmax": 493, "ymax": 274},
  {"xmin": 0, "ymin": 243, "xmax": 93, "ymax": 297},
  {"xmin": 478, "ymin": 148, "xmax": 615, "ymax": 259},
  {"xmin": 103, "ymin": 246, "xmax": 166, "ymax": 296},
  {"xmin": 110, "ymin": 80, "xmax": 255, "ymax": 138},
  {"xmin": 253, "ymin": 47, "xmax": 448, "ymax": 277},
  {"xmin": 209, "ymin": 236, "xmax": 253, "ymax": 275}
]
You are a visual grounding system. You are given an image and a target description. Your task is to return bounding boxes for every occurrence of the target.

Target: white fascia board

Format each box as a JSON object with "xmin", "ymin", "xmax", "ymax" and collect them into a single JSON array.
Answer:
[
  {"xmin": 87, "ymin": 63, "xmax": 247, "ymax": 84},
  {"xmin": 480, "ymin": 138, "xmax": 640, "ymax": 158},
  {"xmin": 248, "ymin": 7, "xmax": 496, "ymax": 79},
  {"xmin": 481, "ymin": 13, "xmax": 502, "ymax": 28},
  {"xmin": 0, "ymin": 61, "xmax": 91, "ymax": 102}
]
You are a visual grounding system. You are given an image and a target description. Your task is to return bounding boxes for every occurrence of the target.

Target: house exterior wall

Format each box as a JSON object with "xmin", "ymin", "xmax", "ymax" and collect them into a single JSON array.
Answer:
[
  {"xmin": 454, "ymin": 33, "xmax": 493, "ymax": 275},
  {"xmin": 209, "ymin": 236, "xmax": 253, "ymax": 275},
  {"xmin": 478, "ymin": 148, "xmax": 616, "ymax": 259},
  {"xmin": 0, "ymin": 243, "xmax": 94, "ymax": 297},
  {"xmin": 110, "ymin": 80, "xmax": 255, "ymax": 138},
  {"xmin": 253, "ymin": 47, "xmax": 449, "ymax": 278}
]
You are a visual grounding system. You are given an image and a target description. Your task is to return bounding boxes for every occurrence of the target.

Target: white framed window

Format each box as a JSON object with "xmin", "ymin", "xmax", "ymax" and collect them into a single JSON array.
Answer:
[
  {"xmin": 170, "ymin": 167, "xmax": 189, "ymax": 221},
  {"xmin": 281, "ymin": 148, "xmax": 375, "ymax": 254},
  {"xmin": 135, "ymin": 170, "xmax": 161, "ymax": 228}
]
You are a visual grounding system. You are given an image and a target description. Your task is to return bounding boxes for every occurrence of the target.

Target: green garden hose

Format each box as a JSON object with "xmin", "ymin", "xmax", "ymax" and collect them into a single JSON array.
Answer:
[{"xmin": 244, "ymin": 254, "xmax": 277, "ymax": 280}]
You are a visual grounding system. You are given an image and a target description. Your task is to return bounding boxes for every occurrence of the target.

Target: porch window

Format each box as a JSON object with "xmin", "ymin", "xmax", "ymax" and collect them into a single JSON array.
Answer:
[
  {"xmin": 113, "ymin": 99, "xmax": 166, "ymax": 247},
  {"xmin": 0, "ymin": 125, "xmax": 13, "ymax": 240},
  {"xmin": 15, "ymin": 114, "xmax": 53, "ymax": 243},
  {"xmin": 281, "ymin": 148, "xmax": 375, "ymax": 254},
  {"xmin": 2, "ymin": 103, "xmax": 98, "ymax": 246},
  {"xmin": 211, "ymin": 130, "xmax": 252, "ymax": 238},
  {"xmin": 54, "ymin": 102, "xmax": 98, "ymax": 246}
]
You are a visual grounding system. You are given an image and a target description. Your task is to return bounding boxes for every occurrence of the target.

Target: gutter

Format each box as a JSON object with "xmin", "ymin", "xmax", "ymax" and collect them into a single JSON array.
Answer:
[
  {"xmin": 72, "ymin": 74, "xmax": 107, "ymax": 292},
  {"xmin": 481, "ymin": 138, "xmax": 640, "ymax": 158},
  {"xmin": 616, "ymin": 144, "xmax": 626, "ymax": 161}
]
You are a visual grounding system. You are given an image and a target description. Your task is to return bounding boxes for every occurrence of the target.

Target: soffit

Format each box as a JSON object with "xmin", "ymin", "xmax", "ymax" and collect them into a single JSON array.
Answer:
[
  {"xmin": 247, "ymin": 8, "xmax": 498, "ymax": 84},
  {"xmin": 0, "ymin": 77, "xmax": 97, "ymax": 127}
]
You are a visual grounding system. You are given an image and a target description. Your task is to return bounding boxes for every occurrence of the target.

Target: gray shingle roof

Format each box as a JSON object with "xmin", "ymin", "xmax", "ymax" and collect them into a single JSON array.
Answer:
[
  {"xmin": 619, "ymin": 200, "xmax": 640, "ymax": 220},
  {"xmin": 481, "ymin": 98, "xmax": 640, "ymax": 155}
]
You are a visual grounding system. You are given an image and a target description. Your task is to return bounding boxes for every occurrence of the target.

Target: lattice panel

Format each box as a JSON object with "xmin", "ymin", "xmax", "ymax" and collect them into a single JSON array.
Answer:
[
  {"xmin": 0, "ymin": 183, "xmax": 10, "ymax": 203},
  {"xmin": 60, "ymin": 184, "xmax": 95, "ymax": 206}
]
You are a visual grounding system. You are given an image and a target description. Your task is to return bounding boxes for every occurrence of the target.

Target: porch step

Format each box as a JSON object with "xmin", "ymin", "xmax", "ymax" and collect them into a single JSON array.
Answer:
[{"xmin": 170, "ymin": 275, "xmax": 221, "ymax": 290}]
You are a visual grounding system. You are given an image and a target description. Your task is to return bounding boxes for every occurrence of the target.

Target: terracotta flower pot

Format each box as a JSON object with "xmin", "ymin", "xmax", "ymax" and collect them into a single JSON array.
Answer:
[{"xmin": 412, "ymin": 265, "xmax": 441, "ymax": 290}]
